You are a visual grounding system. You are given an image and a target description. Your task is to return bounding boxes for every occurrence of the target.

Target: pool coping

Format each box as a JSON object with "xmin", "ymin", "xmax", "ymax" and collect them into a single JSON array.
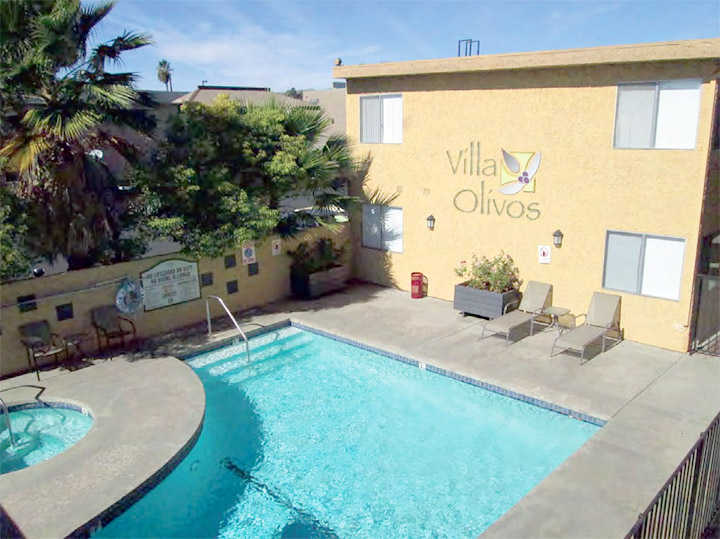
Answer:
[
  {"xmin": 75, "ymin": 408, "xmax": 204, "ymax": 538},
  {"xmin": 180, "ymin": 318, "xmax": 605, "ymax": 427},
  {"xmin": 0, "ymin": 356, "xmax": 206, "ymax": 539}
]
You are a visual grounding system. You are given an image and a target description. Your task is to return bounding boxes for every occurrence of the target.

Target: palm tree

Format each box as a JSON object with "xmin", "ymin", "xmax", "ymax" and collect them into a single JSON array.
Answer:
[
  {"xmin": 157, "ymin": 59, "xmax": 173, "ymax": 91},
  {"xmin": 0, "ymin": 0, "xmax": 155, "ymax": 270}
]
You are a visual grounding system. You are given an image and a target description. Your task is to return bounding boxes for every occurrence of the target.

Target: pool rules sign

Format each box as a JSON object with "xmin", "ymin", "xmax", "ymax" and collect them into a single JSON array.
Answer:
[{"xmin": 141, "ymin": 259, "xmax": 201, "ymax": 311}]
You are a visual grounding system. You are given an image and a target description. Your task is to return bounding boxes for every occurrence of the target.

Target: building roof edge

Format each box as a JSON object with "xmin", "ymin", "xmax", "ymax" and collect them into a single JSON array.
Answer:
[{"xmin": 333, "ymin": 38, "xmax": 720, "ymax": 79}]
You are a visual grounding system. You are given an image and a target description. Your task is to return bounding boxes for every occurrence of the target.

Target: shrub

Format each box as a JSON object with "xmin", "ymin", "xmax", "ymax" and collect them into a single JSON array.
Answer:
[
  {"xmin": 287, "ymin": 238, "xmax": 346, "ymax": 274},
  {"xmin": 454, "ymin": 252, "xmax": 522, "ymax": 293}
]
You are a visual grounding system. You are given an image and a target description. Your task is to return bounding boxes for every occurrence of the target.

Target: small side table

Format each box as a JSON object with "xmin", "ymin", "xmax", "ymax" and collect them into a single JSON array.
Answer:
[
  {"xmin": 543, "ymin": 306, "xmax": 570, "ymax": 332},
  {"xmin": 64, "ymin": 333, "xmax": 90, "ymax": 360}
]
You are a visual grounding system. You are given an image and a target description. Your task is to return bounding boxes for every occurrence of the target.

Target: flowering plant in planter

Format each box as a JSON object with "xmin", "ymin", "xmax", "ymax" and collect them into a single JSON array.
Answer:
[{"xmin": 454, "ymin": 252, "xmax": 522, "ymax": 293}]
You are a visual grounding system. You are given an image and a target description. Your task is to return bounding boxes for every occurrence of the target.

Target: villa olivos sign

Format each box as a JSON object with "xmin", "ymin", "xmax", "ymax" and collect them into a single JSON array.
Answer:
[{"xmin": 449, "ymin": 142, "xmax": 542, "ymax": 220}]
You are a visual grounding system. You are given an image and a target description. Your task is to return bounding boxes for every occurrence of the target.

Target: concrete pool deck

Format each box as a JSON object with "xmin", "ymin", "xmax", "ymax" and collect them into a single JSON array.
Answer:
[
  {"xmin": 0, "ymin": 356, "xmax": 204, "ymax": 538},
  {"xmin": 1, "ymin": 284, "xmax": 718, "ymax": 537}
]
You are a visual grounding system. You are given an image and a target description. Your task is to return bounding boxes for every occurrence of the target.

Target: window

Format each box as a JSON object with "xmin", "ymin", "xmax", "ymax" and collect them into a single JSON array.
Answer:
[
  {"xmin": 17, "ymin": 294, "xmax": 37, "ymax": 313},
  {"xmin": 603, "ymin": 231, "xmax": 685, "ymax": 300},
  {"xmin": 56, "ymin": 303, "xmax": 74, "ymax": 321},
  {"xmin": 200, "ymin": 272, "xmax": 213, "ymax": 287},
  {"xmin": 614, "ymin": 80, "xmax": 701, "ymax": 150},
  {"xmin": 226, "ymin": 280, "xmax": 238, "ymax": 294},
  {"xmin": 360, "ymin": 94, "xmax": 402, "ymax": 143},
  {"xmin": 362, "ymin": 204, "xmax": 403, "ymax": 253}
]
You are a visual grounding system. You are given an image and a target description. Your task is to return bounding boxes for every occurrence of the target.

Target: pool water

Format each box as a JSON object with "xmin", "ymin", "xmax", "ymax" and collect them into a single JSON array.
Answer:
[
  {"xmin": 96, "ymin": 327, "xmax": 598, "ymax": 538},
  {"xmin": 0, "ymin": 406, "xmax": 93, "ymax": 474}
]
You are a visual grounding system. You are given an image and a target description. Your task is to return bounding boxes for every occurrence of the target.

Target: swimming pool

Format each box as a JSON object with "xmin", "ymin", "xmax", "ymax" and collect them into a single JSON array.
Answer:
[
  {"xmin": 0, "ymin": 404, "xmax": 93, "ymax": 475},
  {"xmin": 95, "ymin": 326, "xmax": 599, "ymax": 538}
]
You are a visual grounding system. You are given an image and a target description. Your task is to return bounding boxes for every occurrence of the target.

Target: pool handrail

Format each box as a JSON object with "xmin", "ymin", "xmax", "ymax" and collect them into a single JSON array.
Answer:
[
  {"xmin": 205, "ymin": 296, "xmax": 251, "ymax": 364},
  {"xmin": 0, "ymin": 396, "xmax": 16, "ymax": 446}
]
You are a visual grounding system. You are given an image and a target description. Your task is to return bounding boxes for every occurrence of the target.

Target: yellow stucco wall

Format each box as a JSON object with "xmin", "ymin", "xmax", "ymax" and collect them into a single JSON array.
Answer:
[
  {"xmin": 0, "ymin": 227, "xmax": 348, "ymax": 377},
  {"xmin": 346, "ymin": 61, "xmax": 718, "ymax": 352}
]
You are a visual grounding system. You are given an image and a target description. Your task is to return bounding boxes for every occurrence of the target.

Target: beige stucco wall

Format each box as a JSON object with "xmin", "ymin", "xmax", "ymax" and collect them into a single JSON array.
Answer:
[
  {"xmin": 345, "ymin": 61, "xmax": 718, "ymax": 352},
  {"xmin": 0, "ymin": 227, "xmax": 348, "ymax": 377}
]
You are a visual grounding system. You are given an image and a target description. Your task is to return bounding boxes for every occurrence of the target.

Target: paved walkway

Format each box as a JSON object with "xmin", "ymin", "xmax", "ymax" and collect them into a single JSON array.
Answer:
[{"xmin": 1, "ymin": 284, "xmax": 718, "ymax": 538}]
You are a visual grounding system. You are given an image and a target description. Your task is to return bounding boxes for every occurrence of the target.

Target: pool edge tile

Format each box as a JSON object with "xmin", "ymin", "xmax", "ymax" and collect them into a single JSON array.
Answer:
[{"xmin": 290, "ymin": 320, "xmax": 606, "ymax": 427}]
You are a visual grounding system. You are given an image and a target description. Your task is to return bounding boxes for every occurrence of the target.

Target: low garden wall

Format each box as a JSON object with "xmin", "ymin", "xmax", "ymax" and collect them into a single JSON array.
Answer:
[{"xmin": 0, "ymin": 226, "xmax": 348, "ymax": 378}]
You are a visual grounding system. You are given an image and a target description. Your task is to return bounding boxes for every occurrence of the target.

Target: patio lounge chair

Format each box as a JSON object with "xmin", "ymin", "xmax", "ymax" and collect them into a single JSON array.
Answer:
[
  {"xmin": 551, "ymin": 292, "xmax": 622, "ymax": 361},
  {"xmin": 91, "ymin": 305, "xmax": 137, "ymax": 353},
  {"xmin": 19, "ymin": 321, "xmax": 67, "ymax": 380},
  {"xmin": 481, "ymin": 281, "xmax": 553, "ymax": 345}
]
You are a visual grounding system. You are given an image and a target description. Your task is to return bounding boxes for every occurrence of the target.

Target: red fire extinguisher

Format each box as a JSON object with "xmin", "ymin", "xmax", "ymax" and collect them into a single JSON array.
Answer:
[{"xmin": 411, "ymin": 272, "xmax": 425, "ymax": 299}]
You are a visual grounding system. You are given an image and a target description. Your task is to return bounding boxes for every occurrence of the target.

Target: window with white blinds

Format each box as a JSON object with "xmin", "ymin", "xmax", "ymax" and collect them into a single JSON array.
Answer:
[
  {"xmin": 614, "ymin": 80, "xmax": 701, "ymax": 150},
  {"xmin": 602, "ymin": 231, "xmax": 685, "ymax": 300},
  {"xmin": 362, "ymin": 204, "xmax": 403, "ymax": 253},
  {"xmin": 360, "ymin": 95, "xmax": 403, "ymax": 143}
]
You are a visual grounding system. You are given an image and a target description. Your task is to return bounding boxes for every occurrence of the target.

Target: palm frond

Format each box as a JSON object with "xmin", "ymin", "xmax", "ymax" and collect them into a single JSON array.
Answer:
[
  {"xmin": 284, "ymin": 105, "xmax": 331, "ymax": 139},
  {"xmin": 90, "ymin": 31, "xmax": 152, "ymax": 72},
  {"xmin": 85, "ymin": 83, "xmax": 137, "ymax": 109},
  {"xmin": 0, "ymin": 135, "xmax": 52, "ymax": 173},
  {"xmin": 22, "ymin": 106, "xmax": 101, "ymax": 141},
  {"xmin": 89, "ymin": 71, "xmax": 140, "ymax": 87},
  {"xmin": 31, "ymin": 0, "xmax": 86, "ymax": 69},
  {"xmin": 313, "ymin": 192, "xmax": 359, "ymax": 212},
  {"xmin": 78, "ymin": 0, "xmax": 115, "ymax": 43},
  {"xmin": 363, "ymin": 184, "xmax": 399, "ymax": 207}
]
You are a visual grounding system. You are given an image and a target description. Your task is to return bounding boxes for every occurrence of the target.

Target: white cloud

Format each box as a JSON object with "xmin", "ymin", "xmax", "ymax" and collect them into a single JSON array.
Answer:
[{"xmin": 103, "ymin": 1, "xmax": 382, "ymax": 91}]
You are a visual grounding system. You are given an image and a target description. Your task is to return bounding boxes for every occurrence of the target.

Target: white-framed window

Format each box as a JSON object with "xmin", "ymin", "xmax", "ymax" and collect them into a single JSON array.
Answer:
[
  {"xmin": 613, "ymin": 79, "xmax": 701, "ymax": 150},
  {"xmin": 602, "ymin": 231, "xmax": 685, "ymax": 301},
  {"xmin": 362, "ymin": 204, "xmax": 403, "ymax": 253},
  {"xmin": 360, "ymin": 94, "xmax": 402, "ymax": 144}
]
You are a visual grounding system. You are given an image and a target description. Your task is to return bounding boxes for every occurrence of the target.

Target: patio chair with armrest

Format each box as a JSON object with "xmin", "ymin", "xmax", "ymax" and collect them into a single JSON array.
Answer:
[
  {"xmin": 551, "ymin": 292, "xmax": 622, "ymax": 361},
  {"xmin": 91, "ymin": 305, "xmax": 137, "ymax": 354},
  {"xmin": 19, "ymin": 321, "xmax": 68, "ymax": 380},
  {"xmin": 481, "ymin": 281, "xmax": 553, "ymax": 345}
]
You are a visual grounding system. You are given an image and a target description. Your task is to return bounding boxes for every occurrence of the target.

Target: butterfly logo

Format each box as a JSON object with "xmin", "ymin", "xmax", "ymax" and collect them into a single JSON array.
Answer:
[{"xmin": 498, "ymin": 149, "xmax": 541, "ymax": 195}]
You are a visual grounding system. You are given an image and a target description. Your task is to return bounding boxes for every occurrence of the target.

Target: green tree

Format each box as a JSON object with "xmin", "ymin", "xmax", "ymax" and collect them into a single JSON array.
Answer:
[
  {"xmin": 157, "ymin": 59, "xmax": 173, "ymax": 91},
  {"xmin": 0, "ymin": 0, "xmax": 155, "ymax": 270},
  {"xmin": 0, "ymin": 186, "xmax": 32, "ymax": 281},
  {"xmin": 137, "ymin": 95, "xmax": 357, "ymax": 258}
]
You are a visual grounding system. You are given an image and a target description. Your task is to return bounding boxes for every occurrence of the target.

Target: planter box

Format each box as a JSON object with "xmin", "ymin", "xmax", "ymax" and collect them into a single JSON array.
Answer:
[
  {"xmin": 291, "ymin": 265, "xmax": 350, "ymax": 299},
  {"xmin": 453, "ymin": 283, "xmax": 520, "ymax": 319}
]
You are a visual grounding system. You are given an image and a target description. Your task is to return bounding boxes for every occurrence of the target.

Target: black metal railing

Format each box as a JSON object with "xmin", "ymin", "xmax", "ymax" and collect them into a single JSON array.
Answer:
[
  {"xmin": 691, "ymin": 275, "xmax": 720, "ymax": 357},
  {"xmin": 457, "ymin": 39, "xmax": 480, "ymax": 57},
  {"xmin": 627, "ymin": 412, "xmax": 720, "ymax": 538}
]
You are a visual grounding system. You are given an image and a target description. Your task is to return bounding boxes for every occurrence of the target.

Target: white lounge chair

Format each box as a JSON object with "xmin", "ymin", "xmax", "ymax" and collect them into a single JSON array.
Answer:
[
  {"xmin": 481, "ymin": 281, "xmax": 553, "ymax": 345},
  {"xmin": 551, "ymin": 292, "xmax": 622, "ymax": 361}
]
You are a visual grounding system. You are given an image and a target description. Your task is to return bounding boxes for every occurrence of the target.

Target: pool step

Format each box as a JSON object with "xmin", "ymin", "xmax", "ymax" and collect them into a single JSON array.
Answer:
[
  {"xmin": 205, "ymin": 333, "xmax": 315, "ymax": 377},
  {"xmin": 222, "ymin": 349, "xmax": 317, "ymax": 386},
  {"xmin": 187, "ymin": 327, "xmax": 303, "ymax": 369}
]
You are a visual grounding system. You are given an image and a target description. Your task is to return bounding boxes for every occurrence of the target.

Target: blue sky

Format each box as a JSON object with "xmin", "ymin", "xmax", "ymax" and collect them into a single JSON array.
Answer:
[{"xmin": 95, "ymin": 0, "xmax": 720, "ymax": 93}]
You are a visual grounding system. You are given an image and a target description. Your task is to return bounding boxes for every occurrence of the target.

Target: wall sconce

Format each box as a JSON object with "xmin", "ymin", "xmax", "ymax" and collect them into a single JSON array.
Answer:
[
  {"xmin": 553, "ymin": 229, "xmax": 564, "ymax": 248},
  {"xmin": 426, "ymin": 215, "xmax": 435, "ymax": 230}
]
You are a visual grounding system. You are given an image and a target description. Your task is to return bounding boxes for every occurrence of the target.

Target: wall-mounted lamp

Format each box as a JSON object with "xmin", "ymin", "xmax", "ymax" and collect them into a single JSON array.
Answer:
[
  {"xmin": 426, "ymin": 215, "xmax": 435, "ymax": 230},
  {"xmin": 553, "ymin": 229, "xmax": 564, "ymax": 248}
]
